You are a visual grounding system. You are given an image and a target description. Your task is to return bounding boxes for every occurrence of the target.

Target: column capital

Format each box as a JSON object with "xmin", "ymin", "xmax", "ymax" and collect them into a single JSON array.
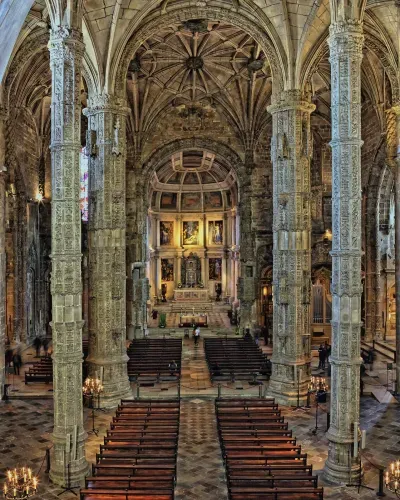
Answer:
[
  {"xmin": 267, "ymin": 90, "xmax": 315, "ymax": 114},
  {"xmin": 48, "ymin": 27, "xmax": 84, "ymax": 59},
  {"xmin": 328, "ymin": 21, "xmax": 364, "ymax": 57},
  {"xmin": 86, "ymin": 93, "xmax": 129, "ymax": 115}
]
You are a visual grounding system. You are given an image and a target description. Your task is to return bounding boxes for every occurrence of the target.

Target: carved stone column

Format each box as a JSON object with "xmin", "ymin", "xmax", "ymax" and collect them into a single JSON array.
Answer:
[
  {"xmin": 267, "ymin": 90, "xmax": 315, "ymax": 406},
  {"xmin": 323, "ymin": 21, "xmax": 364, "ymax": 484},
  {"xmin": 48, "ymin": 27, "xmax": 88, "ymax": 485},
  {"xmin": 0, "ymin": 108, "xmax": 6, "ymax": 399},
  {"xmin": 86, "ymin": 94, "xmax": 132, "ymax": 407},
  {"xmin": 389, "ymin": 105, "xmax": 400, "ymax": 393},
  {"xmin": 238, "ymin": 156, "xmax": 255, "ymax": 332}
]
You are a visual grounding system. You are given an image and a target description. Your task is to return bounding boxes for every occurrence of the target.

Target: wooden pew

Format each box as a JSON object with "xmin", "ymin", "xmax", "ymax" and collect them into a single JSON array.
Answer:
[
  {"xmin": 215, "ymin": 398, "xmax": 323, "ymax": 500},
  {"xmin": 81, "ymin": 399, "xmax": 179, "ymax": 500}
]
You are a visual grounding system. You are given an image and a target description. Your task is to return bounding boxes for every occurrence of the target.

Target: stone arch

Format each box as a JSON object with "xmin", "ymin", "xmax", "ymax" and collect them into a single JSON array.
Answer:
[
  {"xmin": 300, "ymin": 23, "xmax": 399, "ymax": 102},
  {"xmin": 364, "ymin": 142, "xmax": 389, "ymax": 339},
  {"xmin": 141, "ymin": 137, "xmax": 245, "ymax": 195},
  {"xmin": 111, "ymin": 5, "xmax": 286, "ymax": 99}
]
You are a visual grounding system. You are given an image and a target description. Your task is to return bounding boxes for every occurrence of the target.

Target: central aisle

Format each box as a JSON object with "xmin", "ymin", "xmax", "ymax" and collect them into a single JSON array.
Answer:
[
  {"xmin": 175, "ymin": 399, "xmax": 228, "ymax": 500},
  {"xmin": 180, "ymin": 337, "xmax": 214, "ymax": 395}
]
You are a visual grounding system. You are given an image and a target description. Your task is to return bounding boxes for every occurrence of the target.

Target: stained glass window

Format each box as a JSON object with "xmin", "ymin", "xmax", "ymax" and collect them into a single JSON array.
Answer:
[{"xmin": 80, "ymin": 148, "xmax": 89, "ymax": 222}]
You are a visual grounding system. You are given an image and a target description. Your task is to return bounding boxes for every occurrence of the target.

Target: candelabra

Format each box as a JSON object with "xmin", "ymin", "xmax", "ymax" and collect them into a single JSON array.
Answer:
[
  {"xmin": 385, "ymin": 460, "xmax": 400, "ymax": 496},
  {"xmin": 83, "ymin": 376, "xmax": 104, "ymax": 436},
  {"xmin": 3, "ymin": 468, "xmax": 38, "ymax": 499},
  {"xmin": 309, "ymin": 377, "xmax": 329, "ymax": 435},
  {"xmin": 308, "ymin": 376, "xmax": 328, "ymax": 393}
]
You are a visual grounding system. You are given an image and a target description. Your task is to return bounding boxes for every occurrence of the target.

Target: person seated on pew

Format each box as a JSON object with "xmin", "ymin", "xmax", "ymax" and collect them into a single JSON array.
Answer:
[
  {"xmin": 168, "ymin": 360, "xmax": 178, "ymax": 376},
  {"xmin": 243, "ymin": 328, "xmax": 252, "ymax": 341},
  {"xmin": 212, "ymin": 362, "xmax": 222, "ymax": 377}
]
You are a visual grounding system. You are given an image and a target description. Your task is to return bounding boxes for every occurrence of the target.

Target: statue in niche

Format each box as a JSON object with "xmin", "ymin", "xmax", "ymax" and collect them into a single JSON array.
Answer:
[
  {"xmin": 112, "ymin": 117, "xmax": 121, "ymax": 156},
  {"xmin": 181, "ymin": 252, "xmax": 201, "ymax": 287}
]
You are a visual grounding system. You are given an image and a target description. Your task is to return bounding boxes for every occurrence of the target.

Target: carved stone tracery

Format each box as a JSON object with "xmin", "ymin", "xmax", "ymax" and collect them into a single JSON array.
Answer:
[{"xmin": 267, "ymin": 89, "xmax": 315, "ymax": 406}]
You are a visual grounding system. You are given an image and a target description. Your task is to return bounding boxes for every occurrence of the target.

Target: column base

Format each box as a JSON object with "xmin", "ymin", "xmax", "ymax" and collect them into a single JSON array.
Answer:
[
  {"xmin": 50, "ymin": 459, "xmax": 89, "ymax": 488},
  {"xmin": 49, "ymin": 436, "xmax": 89, "ymax": 488},
  {"xmin": 127, "ymin": 324, "xmax": 135, "ymax": 341},
  {"xmin": 323, "ymin": 437, "xmax": 362, "ymax": 484},
  {"xmin": 267, "ymin": 362, "xmax": 310, "ymax": 407},
  {"xmin": 87, "ymin": 358, "xmax": 133, "ymax": 408},
  {"xmin": 98, "ymin": 385, "xmax": 134, "ymax": 409}
]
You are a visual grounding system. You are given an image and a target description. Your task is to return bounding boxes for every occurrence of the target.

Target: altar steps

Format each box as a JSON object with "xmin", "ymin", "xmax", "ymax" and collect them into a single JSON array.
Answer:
[{"xmin": 170, "ymin": 303, "xmax": 214, "ymax": 313}]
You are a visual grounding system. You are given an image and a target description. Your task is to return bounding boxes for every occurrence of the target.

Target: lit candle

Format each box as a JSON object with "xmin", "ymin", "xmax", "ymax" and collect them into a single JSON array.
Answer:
[
  {"xmin": 392, "ymin": 463, "xmax": 395, "ymax": 473},
  {"xmin": 3, "ymin": 484, "xmax": 7, "ymax": 494},
  {"xmin": 13, "ymin": 488, "xmax": 16, "ymax": 497},
  {"xmin": 28, "ymin": 468, "xmax": 31, "ymax": 479}
]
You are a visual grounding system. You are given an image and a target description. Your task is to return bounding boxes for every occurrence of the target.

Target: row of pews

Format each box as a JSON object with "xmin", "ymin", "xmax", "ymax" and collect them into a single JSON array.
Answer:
[
  {"xmin": 80, "ymin": 399, "xmax": 180, "ymax": 499},
  {"xmin": 216, "ymin": 398, "xmax": 324, "ymax": 500},
  {"xmin": 205, "ymin": 338, "xmax": 271, "ymax": 382},
  {"xmin": 127, "ymin": 339, "xmax": 182, "ymax": 382},
  {"xmin": 24, "ymin": 356, "xmax": 52, "ymax": 384},
  {"xmin": 25, "ymin": 339, "xmax": 89, "ymax": 384}
]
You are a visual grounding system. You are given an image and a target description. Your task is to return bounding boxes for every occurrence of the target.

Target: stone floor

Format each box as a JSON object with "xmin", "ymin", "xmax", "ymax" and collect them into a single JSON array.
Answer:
[
  {"xmin": 2, "ymin": 329, "xmax": 400, "ymax": 498},
  {"xmin": 175, "ymin": 399, "xmax": 228, "ymax": 499},
  {"xmin": 1, "ymin": 396, "xmax": 399, "ymax": 499}
]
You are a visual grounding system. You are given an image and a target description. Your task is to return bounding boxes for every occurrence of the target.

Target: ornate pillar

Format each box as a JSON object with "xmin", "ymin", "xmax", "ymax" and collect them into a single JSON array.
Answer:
[
  {"xmin": 48, "ymin": 27, "xmax": 88, "ymax": 485},
  {"xmin": 238, "ymin": 154, "xmax": 256, "ymax": 332},
  {"xmin": 0, "ymin": 108, "xmax": 6, "ymax": 398},
  {"xmin": 390, "ymin": 105, "xmax": 400, "ymax": 393},
  {"xmin": 323, "ymin": 21, "xmax": 364, "ymax": 483},
  {"xmin": 267, "ymin": 90, "xmax": 314, "ymax": 406},
  {"xmin": 86, "ymin": 94, "xmax": 132, "ymax": 407},
  {"xmin": 201, "ymin": 256, "xmax": 206, "ymax": 285}
]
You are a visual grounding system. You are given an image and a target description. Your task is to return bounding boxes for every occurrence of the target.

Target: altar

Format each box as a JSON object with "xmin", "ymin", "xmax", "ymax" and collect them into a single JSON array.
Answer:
[
  {"xmin": 179, "ymin": 313, "xmax": 208, "ymax": 328},
  {"xmin": 174, "ymin": 289, "xmax": 208, "ymax": 301}
]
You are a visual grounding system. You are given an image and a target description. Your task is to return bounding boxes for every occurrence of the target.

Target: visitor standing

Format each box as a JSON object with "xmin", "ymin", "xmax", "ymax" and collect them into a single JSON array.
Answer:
[
  {"xmin": 33, "ymin": 337, "xmax": 41, "ymax": 358},
  {"xmin": 194, "ymin": 326, "xmax": 200, "ymax": 346},
  {"xmin": 318, "ymin": 344, "xmax": 326, "ymax": 370},
  {"xmin": 12, "ymin": 350, "xmax": 22, "ymax": 376},
  {"xmin": 42, "ymin": 338, "xmax": 49, "ymax": 357}
]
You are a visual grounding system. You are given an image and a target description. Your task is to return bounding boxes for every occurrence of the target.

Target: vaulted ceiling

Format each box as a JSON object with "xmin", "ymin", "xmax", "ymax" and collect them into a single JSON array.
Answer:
[{"xmin": 126, "ymin": 20, "xmax": 272, "ymax": 146}]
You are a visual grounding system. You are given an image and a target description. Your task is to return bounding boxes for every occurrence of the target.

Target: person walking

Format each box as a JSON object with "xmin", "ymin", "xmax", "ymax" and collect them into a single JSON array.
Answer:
[
  {"xmin": 5, "ymin": 348, "xmax": 13, "ymax": 370},
  {"xmin": 12, "ymin": 350, "xmax": 22, "ymax": 376},
  {"xmin": 318, "ymin": 344, "xmax": 326, "ymax": 370},
  {"xmin": 194, "ymin": 326, "xmax": 200, "ymax": 347},
  {"xmin": 33, "ymin": 337, "xmax": 41, "ymax": 358},
  {"xmin": 42, "ymin": 338, "xmax": 49, "ymax": 357}
]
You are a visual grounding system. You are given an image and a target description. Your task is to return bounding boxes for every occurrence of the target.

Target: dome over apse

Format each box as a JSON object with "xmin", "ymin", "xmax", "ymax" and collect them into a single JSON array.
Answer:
[{"xmin": 149, "ymin": 150, "xmax": 237, "ymax": 212}]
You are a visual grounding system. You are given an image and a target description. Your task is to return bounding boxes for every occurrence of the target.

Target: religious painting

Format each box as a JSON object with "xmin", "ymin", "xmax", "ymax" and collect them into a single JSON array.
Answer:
[
  {"xmin": 182, "ymin": 221, "xmax": 199, "ymax": 245},
  {"xmin": 161, "ymin": 259, "xmax": 174, "ymax": 281},
  {"xmin": 160, "ymin": 192, "xmax": 177, "ymax": 209},
  {"xmin": 208, "ymin": 220, "xmax": 223, "ymax": 245},
  {"xmin": 181, "ymin": 192, "xmax": 202, "ymax": 210},
  {"xmin": 209, "ymin": 258, "xmax": 222, "ymax": 281},
  {"xmin": 160, "ymin": 221, "xmax": 174, "ymax": 246},
  {"xmin": 204, "ymin": 191, "xmax": 222, "ymax": 209}
]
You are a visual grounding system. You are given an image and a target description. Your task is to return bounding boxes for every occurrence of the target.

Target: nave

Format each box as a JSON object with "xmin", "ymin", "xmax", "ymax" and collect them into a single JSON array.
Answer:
[{"xmin": 1, "ymin": 334, "xmax": 399, "ymax": 499}]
